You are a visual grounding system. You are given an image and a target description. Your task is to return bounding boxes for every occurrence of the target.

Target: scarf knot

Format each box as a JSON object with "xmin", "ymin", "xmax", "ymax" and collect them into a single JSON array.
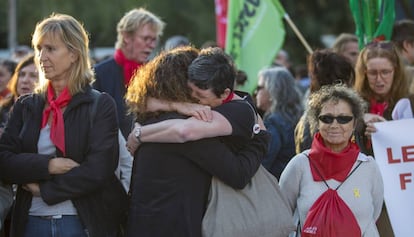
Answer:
[
  {"xmin": 41, "ymin": 83, "xmax": 72, "ymax": 155},
  {"xmin": 369, "ymin": 98, "xmax": 388, "ymax": 116},
  {"xmin": 308, "ymin": 133, "xmax": 360, "ymax": 182},
  {"xmin": 114, "ymin": 49, "xmax": 142, "ymax": 86}
]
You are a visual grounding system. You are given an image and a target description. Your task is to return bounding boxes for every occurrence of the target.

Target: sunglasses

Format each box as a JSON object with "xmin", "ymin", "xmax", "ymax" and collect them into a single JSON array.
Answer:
[{"xmin": 318, "ymin": 115, "xmax": 354, "ymax": 124}]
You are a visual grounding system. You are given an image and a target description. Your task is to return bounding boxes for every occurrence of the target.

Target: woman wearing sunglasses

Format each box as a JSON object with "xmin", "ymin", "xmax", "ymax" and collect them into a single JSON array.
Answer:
[
  {"xmin": 295, "ymin": 49, "xmax": 355, "ymax": 154},
  {"xmin": 280, "ymin": 85, "xmax": 383, "ymax": 237}
]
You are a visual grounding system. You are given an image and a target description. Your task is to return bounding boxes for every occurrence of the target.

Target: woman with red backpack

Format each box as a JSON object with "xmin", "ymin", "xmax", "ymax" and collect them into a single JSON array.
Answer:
[{"xmin": 280, "ymin": 85, "xmax": 384, "ymax": 237}]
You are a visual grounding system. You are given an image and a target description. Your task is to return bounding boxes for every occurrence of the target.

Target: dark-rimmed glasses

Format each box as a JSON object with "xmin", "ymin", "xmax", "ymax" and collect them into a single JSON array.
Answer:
[
  {"xmin": 366, "ymin": 69, "xmax": 394, "ymax": 79},
  {"xmin": 318, "ymin": 115, "xmax": 354, "ymax": 124}
]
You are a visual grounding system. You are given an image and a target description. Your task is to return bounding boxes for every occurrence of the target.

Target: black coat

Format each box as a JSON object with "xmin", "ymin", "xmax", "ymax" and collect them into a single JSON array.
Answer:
[
  {"xmin": 0, "ymin": 86, "xmax": 128, "ymax": 237},
  {"xmin": 126, "ymin": 104, "xmax": 270, "ymax": 237},
  {"xmin": 93, "ymin": 58, "xmax": 134, "ymax": 139}
]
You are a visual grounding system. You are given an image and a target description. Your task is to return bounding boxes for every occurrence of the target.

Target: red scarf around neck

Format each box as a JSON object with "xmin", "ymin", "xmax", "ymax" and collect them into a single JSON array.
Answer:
[
  {"xmin": 41, "ymin": 83, "xmax": 72, "ymax": 156},
  {"xmin": 369, "ymin": 98, "xmax": 388, "ymax": 116},
  {"xmin": 0, "ymin": 88, "xmax": 11, "ymax": 100},
  {"xmin": 114, "ymin": 49, "xmax": 142, "ymax": 86},
  {"xmin": 222, "ymin": 92, "xmax": 235, "ymax": 104},
  {"xmin": 308, "ymin": 133, "xmax": 360, "ymax": 182}
]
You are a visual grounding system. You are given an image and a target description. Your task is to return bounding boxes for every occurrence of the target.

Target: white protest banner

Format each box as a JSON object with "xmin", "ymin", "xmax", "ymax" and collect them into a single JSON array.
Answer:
[{"xmin": 371, "ymin": 119, "xmax": 414, "ymax": 237}]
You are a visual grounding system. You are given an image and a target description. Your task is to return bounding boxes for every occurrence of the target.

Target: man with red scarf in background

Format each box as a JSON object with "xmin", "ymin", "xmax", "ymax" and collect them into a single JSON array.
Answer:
[{"xmin": 94, "ymin": 8, "xmax": 165, "ymax": 139}]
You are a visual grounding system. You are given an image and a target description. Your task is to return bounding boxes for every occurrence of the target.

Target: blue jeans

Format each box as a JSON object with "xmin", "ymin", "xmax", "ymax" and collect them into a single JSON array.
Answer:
[{"xmin": 23, "ymin": 215, "xmax": 89, "ymax": 237}]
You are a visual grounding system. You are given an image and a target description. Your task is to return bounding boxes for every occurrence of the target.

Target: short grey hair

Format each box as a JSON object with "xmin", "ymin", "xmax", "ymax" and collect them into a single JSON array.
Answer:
[{"xmin": 164, "ymin": 35, "xmax": 190, "ymax": 51}]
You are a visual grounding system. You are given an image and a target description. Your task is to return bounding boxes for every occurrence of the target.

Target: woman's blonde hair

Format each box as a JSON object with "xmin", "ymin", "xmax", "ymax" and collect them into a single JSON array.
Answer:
[{"xmin": 32, "ymin": 13, "xmax": 94, "ymax": 95}]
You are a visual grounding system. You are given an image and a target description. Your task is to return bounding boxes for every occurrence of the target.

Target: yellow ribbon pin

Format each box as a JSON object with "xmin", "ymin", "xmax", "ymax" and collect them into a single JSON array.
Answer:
[{"xmin": 353, "ymin": 188, "xmax": 360, "ymax": 198}]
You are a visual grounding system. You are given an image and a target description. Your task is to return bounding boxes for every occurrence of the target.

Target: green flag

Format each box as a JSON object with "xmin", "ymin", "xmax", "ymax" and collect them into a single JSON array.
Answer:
[
  {"xmin": 225, "ymin": 0, "xmax": 286, "ymax": 94},
  {"xmin": 349, "ymin": 0, "xmax": 395, "ymax": 49}
]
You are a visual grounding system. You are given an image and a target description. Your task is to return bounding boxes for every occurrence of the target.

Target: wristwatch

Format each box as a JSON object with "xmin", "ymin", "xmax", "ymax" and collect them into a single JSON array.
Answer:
[{"xmin": 134, "ymin": 125, "xmax": 142, "ymax": 143}]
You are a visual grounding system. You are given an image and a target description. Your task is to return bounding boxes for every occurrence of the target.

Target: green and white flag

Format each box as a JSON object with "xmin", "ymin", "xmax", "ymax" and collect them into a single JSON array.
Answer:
[{"xmin": 225, "ymin": 0, "xmax": 286, "ymax": 94}]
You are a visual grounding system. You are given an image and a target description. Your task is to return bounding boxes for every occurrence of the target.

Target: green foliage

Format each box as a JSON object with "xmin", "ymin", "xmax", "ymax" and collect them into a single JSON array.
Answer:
[
  {"xmin": 1, "ymin": 0, "xmax": 214, "ymax": 50},
  {"xmin": 281, "ymin": 0, "xmax": 356, "ymax": 65}
]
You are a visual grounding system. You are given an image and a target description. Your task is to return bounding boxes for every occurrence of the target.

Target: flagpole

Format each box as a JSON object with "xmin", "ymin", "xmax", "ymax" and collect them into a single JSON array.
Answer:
[{"xmin": 283, "ymin": 13, "xmax": 313, "ymax": 54}]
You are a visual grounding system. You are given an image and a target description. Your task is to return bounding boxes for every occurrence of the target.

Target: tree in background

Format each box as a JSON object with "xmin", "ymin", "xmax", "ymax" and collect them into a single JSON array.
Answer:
[{"xmin": 0, "ymin": 0, "xmax": 413, "ymax": 67}]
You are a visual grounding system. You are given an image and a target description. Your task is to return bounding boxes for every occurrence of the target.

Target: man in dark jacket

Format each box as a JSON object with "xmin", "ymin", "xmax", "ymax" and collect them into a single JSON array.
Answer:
[{"xmin": 93, "ymin": 8, "xmax": 165, "ymax": 139}]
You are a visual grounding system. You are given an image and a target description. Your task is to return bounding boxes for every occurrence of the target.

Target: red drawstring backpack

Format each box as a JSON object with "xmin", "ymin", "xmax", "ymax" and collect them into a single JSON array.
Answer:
[{"xmin": 301, "ymin": 157, "xmax": 362, "ymax": 237}]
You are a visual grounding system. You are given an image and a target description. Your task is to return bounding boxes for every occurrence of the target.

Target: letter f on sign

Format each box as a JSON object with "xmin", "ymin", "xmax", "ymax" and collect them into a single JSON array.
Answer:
[{"xmin": 400, "ymin": 173, "xmax": 412, "ymax": 190}]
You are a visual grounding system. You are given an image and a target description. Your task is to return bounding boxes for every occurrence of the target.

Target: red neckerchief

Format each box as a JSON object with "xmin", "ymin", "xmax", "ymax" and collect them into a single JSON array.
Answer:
[
  {"xmin": 0, "ymin": 88, "xmax": 11, "ymax": 100},
  {"xmin": 222, "ymin": 92, "xmax": 235, "ymax": 104},
  {"xmin": 308, "ymin": 133, "xmax": 360, "ymax": 182},
  {"xmin": 41, "ymin": 83, "xmax": 72, "ymax": 156},
  {"xmin": 114, "ymin": 49, "xmax": 142, "ymax": 86},
  {"xmin": 369, "ymin": 98, "xmax": 388, "ymax": 116}
]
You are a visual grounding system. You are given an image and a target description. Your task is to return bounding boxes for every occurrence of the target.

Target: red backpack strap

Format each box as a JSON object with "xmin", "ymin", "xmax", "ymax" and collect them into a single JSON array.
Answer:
[
  {"xmin": 335, "ymin": 161, "xmax": 362, "ymax": 190},
  {"xmin": 304, "ymin": 153, "xmax": 362, "ymax": 190}
]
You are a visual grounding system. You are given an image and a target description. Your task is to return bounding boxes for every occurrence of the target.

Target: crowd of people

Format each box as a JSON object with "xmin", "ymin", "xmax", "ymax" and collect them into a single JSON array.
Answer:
[{"xmin": 0, "ymin": 6, "xmax": 413, "ymax": 237}]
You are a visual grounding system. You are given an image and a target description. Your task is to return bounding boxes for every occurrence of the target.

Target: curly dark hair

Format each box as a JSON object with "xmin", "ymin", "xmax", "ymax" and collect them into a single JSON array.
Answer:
[
  {"xmin": 307, "ymin": 84, "xmax": 367, "ymax": 133},
  {"xmin": 126, "ymin": 46, "xmax": 199, "ymax": 121},
  {"xmin": 308, "ymin": 49, "xmax": 355, "ymax": 93}
]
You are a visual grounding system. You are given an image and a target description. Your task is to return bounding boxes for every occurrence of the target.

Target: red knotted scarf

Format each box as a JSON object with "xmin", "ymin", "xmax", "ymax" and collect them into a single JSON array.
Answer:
[
  {"xmin": 0, "ymin": 88, "xmax": 11, "ymax": 100},
  {"xmin": 369, "ymin": 98, "xmax": 388, "ymax": 116},
  {"xmin": 308, "ymin": 133, "xmax": 360, "ymax": 182},
  {"xmin": 114, "ymin": 49, "xmax": 142, "ymax": 86},
  {"xmin": 41, "ymin": 83, "xmax": 72, "ymax": 156}
]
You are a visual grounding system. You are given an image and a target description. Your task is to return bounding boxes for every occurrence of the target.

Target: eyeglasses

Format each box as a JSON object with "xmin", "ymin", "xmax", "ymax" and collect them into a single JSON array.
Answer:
[
  {"xmin": 318, "ymin": 115, "xmax": 354, "ymax": 124},
  {"xmin": 256, "ymin": 85, "xmax": 265, "ymax": 91},
  {"xmin": 366, "ymin": 69, "xmax": 394, "ymax": 79},
  {"xmin": 137, "ymin": 35, "xmax": 158, "ymax": 44}
]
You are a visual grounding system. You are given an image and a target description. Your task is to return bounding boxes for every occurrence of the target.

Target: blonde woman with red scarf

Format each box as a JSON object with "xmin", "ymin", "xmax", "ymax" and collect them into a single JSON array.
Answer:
[
  {"xmin": 0, "ymin": 14, "xmax": 127, "ymax": 237},
  {"xmin": 280, "ymin": 85, "xmax": 384, "ymax": 237}
]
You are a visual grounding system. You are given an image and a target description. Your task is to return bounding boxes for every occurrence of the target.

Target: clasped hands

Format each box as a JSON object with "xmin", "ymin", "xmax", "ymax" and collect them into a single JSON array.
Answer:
[
  {"xmin": 126, "ymin": 102, "xmax": 213, "ymax": 155},
  {"xmin": 23, "ymin": 157, "xmax": 79, "ymax": 197}
]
